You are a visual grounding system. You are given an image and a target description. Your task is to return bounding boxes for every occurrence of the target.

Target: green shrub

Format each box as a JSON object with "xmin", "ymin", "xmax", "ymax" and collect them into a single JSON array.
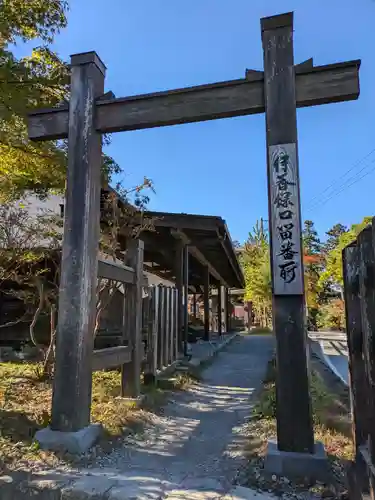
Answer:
[{"xmin": 316, "ymin": 299, "xmax": 345, "ymax": 331}]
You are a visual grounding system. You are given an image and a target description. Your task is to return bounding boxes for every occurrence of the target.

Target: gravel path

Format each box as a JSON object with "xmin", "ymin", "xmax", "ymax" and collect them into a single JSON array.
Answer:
[{"xmin": 90, "ymin": 334, "xmax": 275, "ymax": 497}]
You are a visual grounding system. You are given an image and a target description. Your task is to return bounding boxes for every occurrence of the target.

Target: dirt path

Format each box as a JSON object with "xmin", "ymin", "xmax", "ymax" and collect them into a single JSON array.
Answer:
[{"xmin": 87, "ymin": 334, "xmax": 275, "ymax": 498}]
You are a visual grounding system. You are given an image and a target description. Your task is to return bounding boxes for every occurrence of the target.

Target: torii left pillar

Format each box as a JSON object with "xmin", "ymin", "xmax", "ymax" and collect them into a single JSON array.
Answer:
[{"xmin": 35, "ymin": 52, "xmax": 105, "ymax": 453}]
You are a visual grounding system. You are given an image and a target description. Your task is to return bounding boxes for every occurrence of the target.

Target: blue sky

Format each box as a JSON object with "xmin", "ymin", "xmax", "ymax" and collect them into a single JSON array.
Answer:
[{"xmin": 15, "ymin": 0, "xmax": 375, "ymax": 243}]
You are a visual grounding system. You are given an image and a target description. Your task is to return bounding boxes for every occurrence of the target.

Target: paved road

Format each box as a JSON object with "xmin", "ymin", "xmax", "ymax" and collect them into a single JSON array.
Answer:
[
  {"xmin": 308, "ymin": 332, "xmax": 349, "ymax": 385},
  {"xmin": 88, "ymin": 334, "xmax": 275, "ymax": 498}
]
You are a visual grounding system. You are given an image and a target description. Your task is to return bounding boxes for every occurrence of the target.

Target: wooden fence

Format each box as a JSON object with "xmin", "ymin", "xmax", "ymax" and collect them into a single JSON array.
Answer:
[
  {"xmin": 342, "ymin": 218, "xmax": 375, "ymax": 499},
  {"xmin": 91, "ymin": 241, "xmax": 180, "ymax": 400}
]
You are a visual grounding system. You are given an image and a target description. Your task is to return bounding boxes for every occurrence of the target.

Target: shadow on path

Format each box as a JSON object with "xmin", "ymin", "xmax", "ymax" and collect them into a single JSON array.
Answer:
[{"xmin": 88, "ymin": 334, "xmax": 275, "ymax": 495}]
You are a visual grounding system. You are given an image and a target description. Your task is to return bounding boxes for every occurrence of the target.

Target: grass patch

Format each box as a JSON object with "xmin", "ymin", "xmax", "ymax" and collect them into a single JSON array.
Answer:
[
  {"xmin": 247, "ymin": 327, "xmax": 273, "ymax": 335},
  {"xmin": 0, "ymin": 361, "xmax": 198, "ymax": 471},
  {"xmin": 242, "ymin": 356, "xmax": 353, "ymax": 498},
  {"xmin": 252, "ymin": 357, "xmax": 353, "ymax": 460}
]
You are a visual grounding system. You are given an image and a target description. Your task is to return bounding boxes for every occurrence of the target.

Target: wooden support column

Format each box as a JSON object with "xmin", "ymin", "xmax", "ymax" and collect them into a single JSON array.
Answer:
[
  {"xmin": 173, "ymin": 288, "xmax": 179, "ymax": 360},
  {"xmin": 157, "ymin": 286, "xmax": 165, "ymax": 370},
  {"xmin": 163, "ymin": 287, "xmax": 170, "ymax": 366},
  {"xmin": 342, "ymin": 243, "xmax": 368, "ymax": 454},
  {"xmin": 262, "ymin": 13, "xmax": 314, "ymax": 453},
  {"xmin": 225, "ymin": 288, "xmax": 231, "ymax": 332},
  {"xmin": 222, "ymin": 287, "xmax": 227, "ymax": 333},
  {"xmin": 183, "ymin": 245, "xmax": 189, "ymax": 356},
  {"xmin": 50, "ymin": 53, "xmax": 105, "ymax": 432},
  {"xmin": 204, "ymin": 267, "xmax": 210, "ymax": 341},
  {"xmin": 358, "ymin": 225, "xmax": 375, "ymax": 496},
  {"xmin": 217, "ymin": 285, "xmax": 222, "ymax": 336},
  {"xmin": 169, "ymin": 288, "xmax": 175, "ymax": 364},
  {"xmin": 121, "ymin": 239, "xmax": 144, "ymax": 398},
  {"xmin": 175, "ymin": 241, "xmax": 184, "ymax": 353}
]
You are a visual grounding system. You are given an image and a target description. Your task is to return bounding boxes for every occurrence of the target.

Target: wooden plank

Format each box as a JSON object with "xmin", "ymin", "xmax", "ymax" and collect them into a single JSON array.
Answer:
[
  {"xmin": 92, "ymin": 346, "xmax": 131, "ymax": 371},
  {"xmin": 152, "ymin": 213, "xmax": 222, "ymax": 232},
  {"xmin": 204, "ymin": 267, "xmax": 210, "ymax": 341},
  {"xmin": 358, "ymin": 225, "xmax": 375, "ymax": 498},
  {"xmin": 98, "ymin": 259, "xmax": 135, "ymax": 284},
  {"xmin": 50, "ymin": 52, "xmax": 105, "ymax": 433},
  {"xmin": 121, "ymin": 239, "xmax": 144, "ymax": 398},
  {"xmin": 268, "ymin": 143, "xmax": 304, "ymax": 295},
  {"xmin": 28, "ymin": 60, "xmax": 360, "ymax": 141},
  {"xmin": 262, "ymin": 11, "xmax": 314, "ymax": 453},
  {"xmin": 343, "ymin": 243, "xmax": 368, "ymax": 453}
]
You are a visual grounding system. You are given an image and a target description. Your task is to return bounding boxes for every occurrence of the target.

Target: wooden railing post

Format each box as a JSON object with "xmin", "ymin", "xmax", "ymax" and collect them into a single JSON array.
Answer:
[
  {"xmin": 217, "ymin": 285, "xmax": 223, "ymax": 337},
  {"xmin": 144, "ymin": 286, "xmax": 159, "ymax": 385},
  {"xmin": 175, "ymin": 242, "xmax": 184, "ymax": 353},
  {"xmin": 169, "ymin": 287, "xmax": 174, "ymax": 364},
  {"xmin": 204, "ymin": 267, "xmax": 210, "ymax": 341},
  {"xmin": 121, "ymin": 239, "xmax": 144, "ymax": 398},
  {"xmin": 343, "ymin": 242, "xmax": 368, "ymax": 454},
  {"xmin": 174, "ymin": 288, "xmax": 179, "ymax": 361},
  {"xmin": 157, "ymin": 286, "xmax": 165, "ymax": 370},
  {"xmin": 358, "ymin": 224, "xmax": 375, "ymax": 497},
  {"xmin": 163, "ymin": 287, "xmax": 170, "ymax": 367}
]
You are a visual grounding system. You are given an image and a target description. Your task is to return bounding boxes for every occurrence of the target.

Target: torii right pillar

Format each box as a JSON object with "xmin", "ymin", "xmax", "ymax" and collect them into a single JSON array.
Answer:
[{"xmin": 262, "ymin": 12, "xmax": 328, "ymax": 479}]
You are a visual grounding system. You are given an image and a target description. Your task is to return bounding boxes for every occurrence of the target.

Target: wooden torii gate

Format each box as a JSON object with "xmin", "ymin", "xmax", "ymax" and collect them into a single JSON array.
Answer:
[{"xmin": 28, "ymin": 12, "xmax": 360, "ymax": 457}]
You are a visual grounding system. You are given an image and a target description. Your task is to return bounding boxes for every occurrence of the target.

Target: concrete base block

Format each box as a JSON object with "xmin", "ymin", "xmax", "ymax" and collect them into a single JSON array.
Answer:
[
  {"xmin": 35, "ymin": 424, "xmax": 102, "ymax": 454},
  {"xmin": 264, "ymin": 440, "xmax": 330, "ymax": 481}
]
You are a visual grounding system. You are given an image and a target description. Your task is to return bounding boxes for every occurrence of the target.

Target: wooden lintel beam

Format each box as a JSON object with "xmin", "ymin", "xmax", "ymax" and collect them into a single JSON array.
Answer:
[
  {"xmin": 150, "ymin": 215, "xmax": 220, "ymax": 232},
  {"xmin": 171, "ymin": 229, "xmax": 229, "ymax": 288},
  {"xmin": 28, "ymin": 59, "xmax": 360, "ymax": 141},
  {"xmin": 295, "ymin": 58, "xmax": 313, "ymax": 73}
]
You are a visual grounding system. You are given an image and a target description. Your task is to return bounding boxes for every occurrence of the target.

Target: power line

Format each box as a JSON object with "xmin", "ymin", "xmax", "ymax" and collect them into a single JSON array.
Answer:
[
  {"xmin": 305, "ymin": 158, "xmax": 375, "ymax": 213},
  {"xmin": 305, "ymin": 147, "xmax": 375, "ymax": 209},
  {"xmin": 307, "ymin": 156, "xmax": 375, "ymax": 212}
]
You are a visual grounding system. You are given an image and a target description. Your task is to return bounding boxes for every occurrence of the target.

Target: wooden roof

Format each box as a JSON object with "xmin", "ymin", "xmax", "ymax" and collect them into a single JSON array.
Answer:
[{"xmin": 141, "ymin": 211, "xmax": 244, "ymax": 290}]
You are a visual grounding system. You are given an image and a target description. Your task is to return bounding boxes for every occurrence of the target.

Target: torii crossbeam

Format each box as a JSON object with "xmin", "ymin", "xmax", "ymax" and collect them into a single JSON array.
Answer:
[
  {"xmin": 28, "ymin": 11, "xmax": 360, "ymax": 463},
  {"xmin": 29, "ymin": 58, "xmax": 359, "ymax": 141}
]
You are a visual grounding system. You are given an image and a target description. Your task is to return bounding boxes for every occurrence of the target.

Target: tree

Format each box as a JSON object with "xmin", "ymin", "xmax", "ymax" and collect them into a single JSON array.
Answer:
[
  {"xmin": 302, "ymin": 220, "xmax": 323, "ymax": 329},
  {"xmin": 0, "ymin": 186, "xmax": 153, "ymax": 377},
  {"xmin": 0, "ymin": 0, "xmax": 122, "ymax": 201},
  {"xmin": 323, "ymin": 223, "xmax": 348, "ymax": 254},
  {"xmin": 240, "ymin": 219, "xmax": 272, "ymax": 327},
  {"xmin": 319, "ymin": 216, "xmax": 372, "ymax": 290},
  {"xmin": 0, "ymin": 0, "xmax": 68, "ymax": 45},
  {"xmin": 0, "ymin": 1, "xmax": 70, "ymax": 200},
  {"xmin": 303, "ymin": 220, "xmax": 321, "ymax": 255},
  {"xmin": 0, "ymin": 202, "xmax": 62, "ymax": 376}
]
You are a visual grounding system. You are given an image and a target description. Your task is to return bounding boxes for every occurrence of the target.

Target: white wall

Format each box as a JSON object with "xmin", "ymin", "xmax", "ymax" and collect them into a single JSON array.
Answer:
[{"xmin": 18, "ymin": 193, "xmax": 175, "ymax": 287}]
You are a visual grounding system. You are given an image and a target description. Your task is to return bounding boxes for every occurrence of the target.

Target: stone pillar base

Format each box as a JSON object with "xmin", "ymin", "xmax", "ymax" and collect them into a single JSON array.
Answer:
[
  {"xmin": 264, "ymin": 440, "xmax": 330, "ymax": 481},
  {"xmin": 35, "ymin": 423, "xmax": 102, "ymax": 454}
]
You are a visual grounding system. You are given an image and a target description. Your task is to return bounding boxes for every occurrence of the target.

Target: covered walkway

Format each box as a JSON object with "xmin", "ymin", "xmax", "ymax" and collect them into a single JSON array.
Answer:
[{"xmin": 141, "ymin": 210, "xmax": 245, "ymax": 344}]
